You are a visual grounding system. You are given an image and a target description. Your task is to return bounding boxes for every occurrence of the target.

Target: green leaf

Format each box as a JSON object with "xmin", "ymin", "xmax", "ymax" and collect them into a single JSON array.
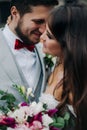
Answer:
[
  {"xmin": 57, "ymin": 117, "xmax": 65, "ymax": 127},
  {"xmin": 0, "ymin": 126, "xmax": 7, "ymax": 130},
  {"xmin": 51, "ymin": 117, "xmax": 57, "ymax": 123},
  {"xmin": 1, "ymin": 93, "xmax": 16, "ymax": 102},
  {"xmin": 0, "ymin": 90, "xmax": 6, "ymax": 95},
  {"xmin": 44, "ymin": 54, "xmax": 54, "ymax": 68},
  {"xmin": 51, "ymin": 122, "xmax": 64, "ymax": 128},
  {"xmin": 70, "ymin": 118, "xmax": 76, "ymax": 127},
  {"xmin": 43, "ymin": 103, "xmax": 47, "ymax": 110},
  {"xmin": 0, "ymin": 104, "xmax": 9, "ymax": 114},
  {"xmin": 50, "ymin": 117, "xmax": 65, "ymax": 128},
  {"xmin": 64, "ymin": 112, "xmax": 70, "ymax": 121}
]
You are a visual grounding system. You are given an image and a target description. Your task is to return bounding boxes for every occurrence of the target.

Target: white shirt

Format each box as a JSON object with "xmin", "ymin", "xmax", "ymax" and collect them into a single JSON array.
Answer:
[{"xmin": 3, "ymin": 24, "xmax": 41, "ymax": 91}]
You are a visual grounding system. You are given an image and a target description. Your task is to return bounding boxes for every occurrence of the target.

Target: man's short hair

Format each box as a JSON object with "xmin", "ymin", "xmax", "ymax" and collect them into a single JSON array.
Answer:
[{"xmin": 10, "ymin": 0, "xmax": 58, "ymax": 16}]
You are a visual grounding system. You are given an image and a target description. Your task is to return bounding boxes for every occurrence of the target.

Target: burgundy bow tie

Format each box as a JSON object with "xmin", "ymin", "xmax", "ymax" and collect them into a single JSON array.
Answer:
[{"xmin": 14, "ymin": 39, "xmax": 35, "ymax": 51}]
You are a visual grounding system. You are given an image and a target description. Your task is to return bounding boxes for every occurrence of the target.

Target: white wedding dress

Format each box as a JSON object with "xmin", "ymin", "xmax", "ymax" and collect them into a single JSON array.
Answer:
[{"xmin": 39, "ymin": 93, "xmax": 76, "ymax": 117}]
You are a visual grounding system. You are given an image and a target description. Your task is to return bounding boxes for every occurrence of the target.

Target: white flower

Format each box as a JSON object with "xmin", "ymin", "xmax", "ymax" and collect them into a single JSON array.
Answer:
[
  {"xmin": 29, "ymin": 102, "xmax": 44, "ymax": 115},
  {"xmin": 42, "ymin": 127, "xmax": 50, "ymax": 130},
  {"xmin": 20, "ymin": 86, "xmax": 26, "ymax": 94},
  {"xmin": 39, "ymin": 93, "xmax": 58, "ymax": 109},
  {"xmin": 52, "ymin": 56, "xmax": 57, "ymax": 64},
  {"xmin": 26, "ymin": 88, "xmax": 34, "ymax": 98},
  {"xmin": 42, "ymin": 114, "xmax": 53, "ymax": 127},
  {"xmin": 7, "ymin": 128, "xmax": 14, "ymax": 130},
  {"xmin": 7, "ymin": 124, "xmax": 30, "ymax": 130},
  {"xmin": 0, "ymin": 111, "xmax": 4, "ymax": 116},
  {"xmin": 47, "ymin": 54, "xmax": 52, "ymax": 58},
  {"xmin": 33, "ymin": 102, "xmax": 43, "ymax": 115},
  {"xmin": 9, "ymin": 106, "xmax": 34, "ymax": 123},
  {"xmin": 7, "ymin": 111, "xmax": 13, "ymax": 116}
]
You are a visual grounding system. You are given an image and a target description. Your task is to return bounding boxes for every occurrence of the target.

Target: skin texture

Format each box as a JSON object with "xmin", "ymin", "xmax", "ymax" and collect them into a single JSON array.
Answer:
[{"xmin": 9, "ymin": 5, "xmax": 53, "ymax": 45}]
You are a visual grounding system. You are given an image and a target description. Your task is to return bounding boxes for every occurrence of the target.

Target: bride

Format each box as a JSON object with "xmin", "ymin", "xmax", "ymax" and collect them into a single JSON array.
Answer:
[{"xmin": 39, "ymin": 0, "xmax": 87, "ymax": 130}]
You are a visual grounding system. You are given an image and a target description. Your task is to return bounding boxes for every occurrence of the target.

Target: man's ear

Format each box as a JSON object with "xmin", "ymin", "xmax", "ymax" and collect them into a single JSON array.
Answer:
[{"xmin": 10, "ymin": 6, "xmax": 19, "ymax": 18}]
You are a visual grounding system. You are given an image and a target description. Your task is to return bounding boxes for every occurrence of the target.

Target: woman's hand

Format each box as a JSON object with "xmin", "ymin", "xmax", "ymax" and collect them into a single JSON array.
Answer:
[{"xmin": 7, "ymin": 15, "xmax": 11, "ymax": 25}]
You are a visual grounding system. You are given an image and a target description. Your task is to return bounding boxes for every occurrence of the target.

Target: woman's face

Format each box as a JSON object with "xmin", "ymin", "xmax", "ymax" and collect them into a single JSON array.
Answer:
[{"xmin": 40, "ymin": 24, "xmax": 63, "ymax": 57}]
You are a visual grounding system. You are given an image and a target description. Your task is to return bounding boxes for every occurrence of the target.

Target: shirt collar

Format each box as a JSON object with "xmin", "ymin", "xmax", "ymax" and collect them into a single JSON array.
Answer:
[{"xmin": 3, "ymin": 24, "xmax": 22, "ymax": 49}]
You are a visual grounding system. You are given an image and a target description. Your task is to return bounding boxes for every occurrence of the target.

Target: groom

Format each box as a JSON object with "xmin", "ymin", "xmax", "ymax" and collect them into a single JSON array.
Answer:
[{"xmin": 0, "ymin": 0, "xmax": 58, "ymax": 102}]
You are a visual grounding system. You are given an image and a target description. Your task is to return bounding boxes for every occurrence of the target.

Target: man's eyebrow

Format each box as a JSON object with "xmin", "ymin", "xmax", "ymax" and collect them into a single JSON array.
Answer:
[{"xmin": 32, "ymin": 19, "xmax": 45, "ymax": 24}]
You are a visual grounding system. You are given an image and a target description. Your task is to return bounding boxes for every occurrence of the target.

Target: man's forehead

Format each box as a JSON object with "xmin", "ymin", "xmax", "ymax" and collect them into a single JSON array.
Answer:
[
  {"xmin": 31, "ymin": 5, "xmax": 53, "ymax": 14},
  {"xmin": 22, "ymin": 5, "xmax": 53, "ymax": 21},
  {"xmin": 28, "ymin": 10, "xmax": 50, "ymax": 21}
]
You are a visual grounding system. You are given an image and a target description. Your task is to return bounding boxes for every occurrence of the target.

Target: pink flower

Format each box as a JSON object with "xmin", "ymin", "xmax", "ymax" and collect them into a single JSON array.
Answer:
[
  {"xmin": 16, "ymin": 124, "xmax": 30, "ymax": 130},
  {"xmin": 8, "ymin": 124, "xmax": 30, "ymax": 130},
  {"xmin": 19, "ymin": 102, "xmax": 29, "ymax": 107},
  {"xmin": 29, "ymin": 112, "xmax": 42, "ymax": 124},
  {"xmin": 0, "ymin": 115, "xmax": 16, "ymax": 128},
  {"xmin": 47, "ymin": 108, "xmax": 58, "ymax": 117},
  {"xmin": 29, "ymin": 121, "xmax": 43, "ymax": 130}
]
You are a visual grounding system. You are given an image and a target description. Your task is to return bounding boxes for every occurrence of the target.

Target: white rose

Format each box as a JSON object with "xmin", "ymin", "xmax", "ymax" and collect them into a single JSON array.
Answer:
[
  {"xmin": 9, "ymin": 106, "xmax": 33, "ymax": 123},
  {"xmin": 42, "ymin": 114, "xmax": 53, "ymax": 127},
  {"xmin": 42, "ymin": 127, "xmax": 50, "ymax": 130},
  {"xmin": 39, "ymin": 93, "xmax": 58, "ymax": 109},
  {"xmin": 29, "ymin": 102, "xmax": 43, "ymax": 115},
  {"xmin": 7, "ymin": 124, "xmax": 30, "ymax": 130}
]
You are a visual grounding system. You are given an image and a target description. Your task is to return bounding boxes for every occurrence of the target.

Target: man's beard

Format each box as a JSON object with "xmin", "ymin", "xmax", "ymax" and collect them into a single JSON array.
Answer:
[{"xmin": 15, "ymin": 25, "xmax": 35, "ymax": 45}]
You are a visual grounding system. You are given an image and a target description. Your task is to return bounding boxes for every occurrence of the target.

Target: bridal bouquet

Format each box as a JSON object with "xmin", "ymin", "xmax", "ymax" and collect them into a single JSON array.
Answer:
[{"xmin": 0, "ymin": 85, "xmax": 75, "ymax": 130}]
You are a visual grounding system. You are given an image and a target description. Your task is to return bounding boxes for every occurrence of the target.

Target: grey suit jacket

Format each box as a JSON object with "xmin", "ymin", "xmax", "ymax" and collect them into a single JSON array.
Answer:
[{"xmin": 0, "ymin": 30, "xmax": 49, "ymax": 103}]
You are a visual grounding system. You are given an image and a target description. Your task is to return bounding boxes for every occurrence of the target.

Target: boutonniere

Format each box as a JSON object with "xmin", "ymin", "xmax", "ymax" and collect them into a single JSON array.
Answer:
[{"xmin": 44, "ymin": 54, "xmax": 55, "ymax": 70}]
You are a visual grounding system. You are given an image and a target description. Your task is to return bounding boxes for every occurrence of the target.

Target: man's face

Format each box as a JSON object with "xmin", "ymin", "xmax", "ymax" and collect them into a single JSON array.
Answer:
[{"xmin": 14, "ymin": 6, "xmax": 53, "ymax": 45}]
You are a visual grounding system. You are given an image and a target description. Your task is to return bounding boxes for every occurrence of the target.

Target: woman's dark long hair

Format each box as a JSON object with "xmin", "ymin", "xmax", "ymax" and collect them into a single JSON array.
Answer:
[{"xmin": 47, "ymin": 1, "xmax": 87, "ymax": 130}]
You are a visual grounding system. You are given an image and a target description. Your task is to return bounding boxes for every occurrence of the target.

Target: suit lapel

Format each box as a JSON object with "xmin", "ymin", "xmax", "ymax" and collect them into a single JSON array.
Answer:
[
  {"xmin": 35, "ymin": 43, "xmax": 46, "ymax": 92},
  {"xmin": 0, "ymin": 30, "xmax": 28, "ymax": 87}
]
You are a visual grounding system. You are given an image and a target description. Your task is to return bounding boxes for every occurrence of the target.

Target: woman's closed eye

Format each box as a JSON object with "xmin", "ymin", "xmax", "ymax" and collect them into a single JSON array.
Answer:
[{"xmin": 46, "ymin": 30, "xmax": 54, "ymax": 39}]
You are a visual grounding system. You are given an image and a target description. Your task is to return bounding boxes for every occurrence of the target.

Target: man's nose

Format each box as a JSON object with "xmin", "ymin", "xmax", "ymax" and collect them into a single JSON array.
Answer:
[{"xmin": 39, "ymin": 23, "xmax": 46, "ymax": 34}]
